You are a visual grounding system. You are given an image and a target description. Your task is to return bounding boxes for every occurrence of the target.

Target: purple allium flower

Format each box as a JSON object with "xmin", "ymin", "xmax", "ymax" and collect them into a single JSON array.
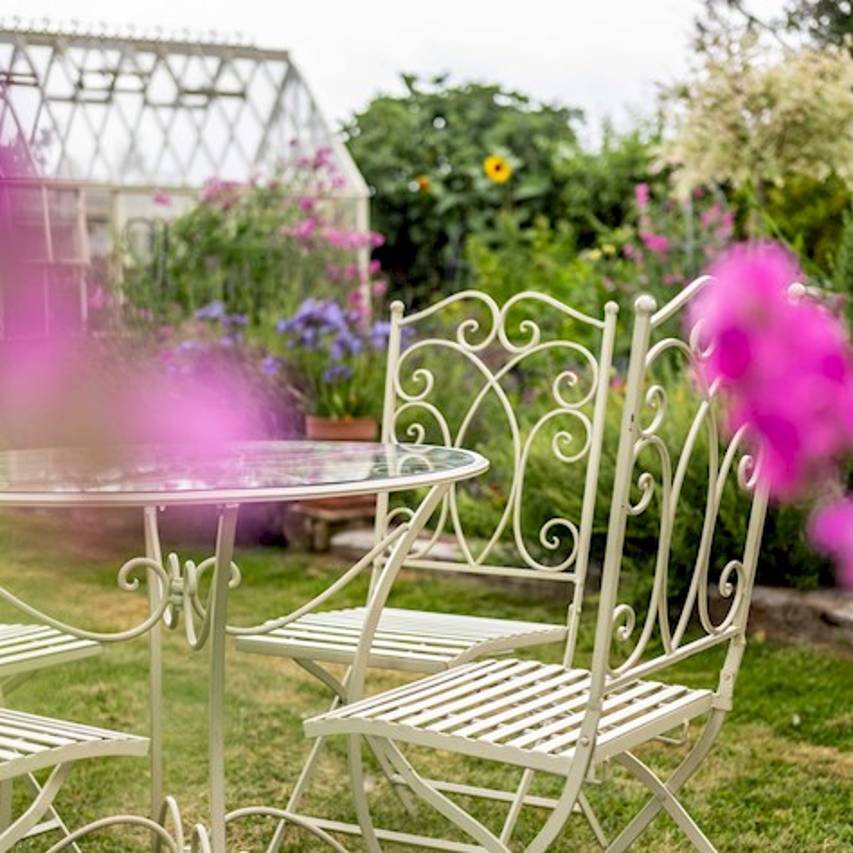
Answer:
[
  {"xmin": 330, "ymin": 331, "xmax": 362, "ymax": 362},
  {"xmin": 260, "ymin": 355, "xmax": 281, "ymax": 375},
  {"xmin": 323, "ymin": 364, "xmax": 354, "ymax": 384},
  {"xmin": 223, "ymin": 313, "xmax": 248, "ymax": 330},
  {"xmin": 194, "ymin": 301, "xmax": 226, "ymax": 321},
  {"xmin": 370, "ymin": 321, "xmax": 393, "ymax": 351}
]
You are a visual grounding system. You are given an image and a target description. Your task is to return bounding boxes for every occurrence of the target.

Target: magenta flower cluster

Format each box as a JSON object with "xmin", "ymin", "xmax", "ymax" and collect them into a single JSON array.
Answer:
[{"xmin": 691, "ymin": 243, "xmax": 853, "ymax": 587}]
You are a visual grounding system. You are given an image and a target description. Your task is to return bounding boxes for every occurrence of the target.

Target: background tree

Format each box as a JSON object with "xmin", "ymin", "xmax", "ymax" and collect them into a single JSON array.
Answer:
[
  {"xmin": 695, "ymin": 0, "xmax": 853, "ymax": 52},
  {"xmin": 343, "ymin": 75, "xmax": 585, "ymax": 301},
  {"xmin": 663, "ymin": 36, "xmax": 853, "ymax": 275}
]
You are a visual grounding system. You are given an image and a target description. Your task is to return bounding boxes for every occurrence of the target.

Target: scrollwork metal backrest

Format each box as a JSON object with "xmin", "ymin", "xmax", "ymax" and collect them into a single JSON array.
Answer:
[
  {"xmin": 374, "ymin": 290, "xmax": 618, "ymax": 634},
  {"xmin": 589, "ymin": 280, "xmax": 770, "ymax": 702}
]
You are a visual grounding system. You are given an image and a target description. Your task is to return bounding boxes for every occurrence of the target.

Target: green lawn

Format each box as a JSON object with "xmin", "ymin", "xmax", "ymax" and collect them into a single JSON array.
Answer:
[{"xmin": 0, "ymin": 509, "xmax": 850, "ymax": 852}]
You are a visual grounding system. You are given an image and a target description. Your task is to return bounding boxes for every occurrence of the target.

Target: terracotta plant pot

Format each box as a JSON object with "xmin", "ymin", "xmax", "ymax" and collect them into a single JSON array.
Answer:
[
  {"xmin": 303, "ymin": 415, "xmax": 378, "ymax": 510},
  {"xmin": 304, "ymin": 415, "xmax": 378, "ymax": 442}
]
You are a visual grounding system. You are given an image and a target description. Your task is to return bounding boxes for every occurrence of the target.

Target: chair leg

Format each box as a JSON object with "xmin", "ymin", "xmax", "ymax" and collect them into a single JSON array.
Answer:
[
  {"xmin": 606, "ymin": 711, "xmax": 725, "ymax": 853},
  {"xmin": 500, "ymin": 767, "xmax": 533, "ymax": 843},
  {"xmin": 23, "ymin": 773, "xmax": 83, "ymax": 853},
  {"xmin": 610, "ymin": 752, "xmax": 715, "ymax": 853},
  {"xmin": 577, "ymin": 791, "xmax": 608, "ymax": 849},
  {"xmin": 0, "ymin": 762, "xmax": 73, "ymax": 852},
  {"xmin": 373, "ymin": 736, "xmax": 507, "ymax": 853},
  {"xmin": 265, "ymin": 731, "xmax": 330, "ymax": 853},
  {"xmin": 349, "ymin": 734, "xmax": 382, "ymax": 853},
  {"xmin": 265, "ymin": 661, "xmax": 417, "ymax": 853}
]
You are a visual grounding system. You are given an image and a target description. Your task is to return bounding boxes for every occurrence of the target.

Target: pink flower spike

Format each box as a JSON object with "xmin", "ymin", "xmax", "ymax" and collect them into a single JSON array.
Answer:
[
  {"xmin": 283, "ymin": 217, "xmax": 318, "ymax": 241},
  {"xmin": 809, "ymin": 499, "xmax": 853, "ymax": 589},
  {"xmin": 634, "ymin": 183, "xmax": 650, "ymax": 209},
  {"xmin": 640, "ymin": 232, "xmax": 670, "ymax": 255}
]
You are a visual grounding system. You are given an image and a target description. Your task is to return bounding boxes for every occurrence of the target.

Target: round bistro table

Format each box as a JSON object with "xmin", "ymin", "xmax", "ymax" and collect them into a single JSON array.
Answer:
[{"xmin": 0, "ymin": 440, "xmax": 488, "ymax": 851}]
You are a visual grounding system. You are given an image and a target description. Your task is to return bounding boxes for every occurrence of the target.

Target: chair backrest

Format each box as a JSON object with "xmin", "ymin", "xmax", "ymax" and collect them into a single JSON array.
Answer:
[
  {"xmin": 586, "ymin": 278, "xmax": 770, "ymax": 707},
  {"xmin": 373, "ymin": 289, "xmax": 618, "ymax": 659}
]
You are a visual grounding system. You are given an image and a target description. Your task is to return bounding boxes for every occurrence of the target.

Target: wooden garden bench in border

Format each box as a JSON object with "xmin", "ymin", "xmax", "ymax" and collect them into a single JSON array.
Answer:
[{"xmin": 305, "ymin": 279, "xmax": 770, "ymax": 852}]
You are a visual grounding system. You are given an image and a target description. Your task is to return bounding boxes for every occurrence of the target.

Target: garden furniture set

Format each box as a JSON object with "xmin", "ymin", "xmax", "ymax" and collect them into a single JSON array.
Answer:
[{"xmin": 0, "ymin": 277, "xmax": 769, "ymax": 852}]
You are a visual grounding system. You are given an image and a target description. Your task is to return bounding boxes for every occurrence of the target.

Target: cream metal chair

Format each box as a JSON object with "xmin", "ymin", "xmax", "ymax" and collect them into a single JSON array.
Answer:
[
  {"xmin": 0, "ymin": 709, "xmax": 148, "ymax": 851},
  {"xmin": 236, "ymin": 291, "xmax": 619, "ymax": 847},
  {"xmin": 0, "ymin": 623, "xmax": 101, "ymax": 846},
  {"xmin": 305, "ymin": 280, "xmax": 770, "ymax": 852}
]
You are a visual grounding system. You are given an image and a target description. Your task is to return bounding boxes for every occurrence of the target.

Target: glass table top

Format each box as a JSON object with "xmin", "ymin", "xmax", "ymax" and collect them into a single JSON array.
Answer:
[{"xmin": 0, "ymin": 441, "xmax": 488, "ymax": 507}]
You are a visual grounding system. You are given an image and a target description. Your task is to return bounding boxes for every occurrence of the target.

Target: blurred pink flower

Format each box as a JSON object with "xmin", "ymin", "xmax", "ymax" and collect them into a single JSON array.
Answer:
[
  {"xmin": 700, "ymin": 202, "xmax": 721, "ymax": 227},
  {"xmin": 200, "ymin": 178, "xmax": 241, "ymax": 208},
  {"xmin": 717, "ymin": 211, "xmax": 735, "ymax": 240},
  {"xmin": 323, "ymin": 228, "xmax": 385, "ymax": 251},
  {"xmin": 809, "ymin": 500, "xmax": 853, "ymax": 589},
  {"xmin": 283, "ymin": 217, "xmax": 318, "ymax": 241},
  {"xmin": 692, "ymin": 242, "xmax": 853, "ymax": 498},
  {"xmin": 152, "ymin": 190, "xmax": 172, "ymax": 206},
  {"xmin": 88, "ymin": 286, "xmax": 108, "ymax": 311},
  {"xmin": 640, "ymin": 232, "xmax": 670, "ymax": 255},
  {"xmin": 634, "ymin": 183, "xmax": 650, "ymax": 209},
  {"xmin": 346, "ymin": 287, "xmax": 369, "ymax": 319},
  {"xmin": 372, "ymin": 279, "xmax": 388, "ymax": 297}
]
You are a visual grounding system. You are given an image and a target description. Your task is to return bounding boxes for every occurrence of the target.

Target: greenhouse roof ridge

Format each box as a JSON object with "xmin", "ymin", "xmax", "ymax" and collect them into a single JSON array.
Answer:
[{"xmin": 0, "ymin": 17, "xmax": 287, "ymax": 59}]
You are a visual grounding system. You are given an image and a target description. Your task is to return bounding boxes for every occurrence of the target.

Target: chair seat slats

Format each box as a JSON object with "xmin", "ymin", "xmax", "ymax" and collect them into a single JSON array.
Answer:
[
  {"xmin": 305, "ymin": 659, "xmax": 714, "ymax": 773},
  {"xmin": 237, "ymin": 608, "xmax": 566, "ymax": 673},
  {"xmin": 0, "ymin": 708, "xmax": 148, "ymax": 782},
  {"xmin": 0, "ymin": 624, "xmax": 100, "ymax": 678}
]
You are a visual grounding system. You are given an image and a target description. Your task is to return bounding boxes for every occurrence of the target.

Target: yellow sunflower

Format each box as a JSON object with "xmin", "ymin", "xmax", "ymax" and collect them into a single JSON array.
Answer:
[{"xmin": 483, "ymin": 154, "xmax": 512, "ymax": 184}]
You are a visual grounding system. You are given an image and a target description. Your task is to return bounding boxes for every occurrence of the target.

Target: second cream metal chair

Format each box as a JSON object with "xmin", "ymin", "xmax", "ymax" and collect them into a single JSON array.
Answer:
[{"xmin": 306, "ymin": 280, "xmax": 771, "ymax": 851}]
